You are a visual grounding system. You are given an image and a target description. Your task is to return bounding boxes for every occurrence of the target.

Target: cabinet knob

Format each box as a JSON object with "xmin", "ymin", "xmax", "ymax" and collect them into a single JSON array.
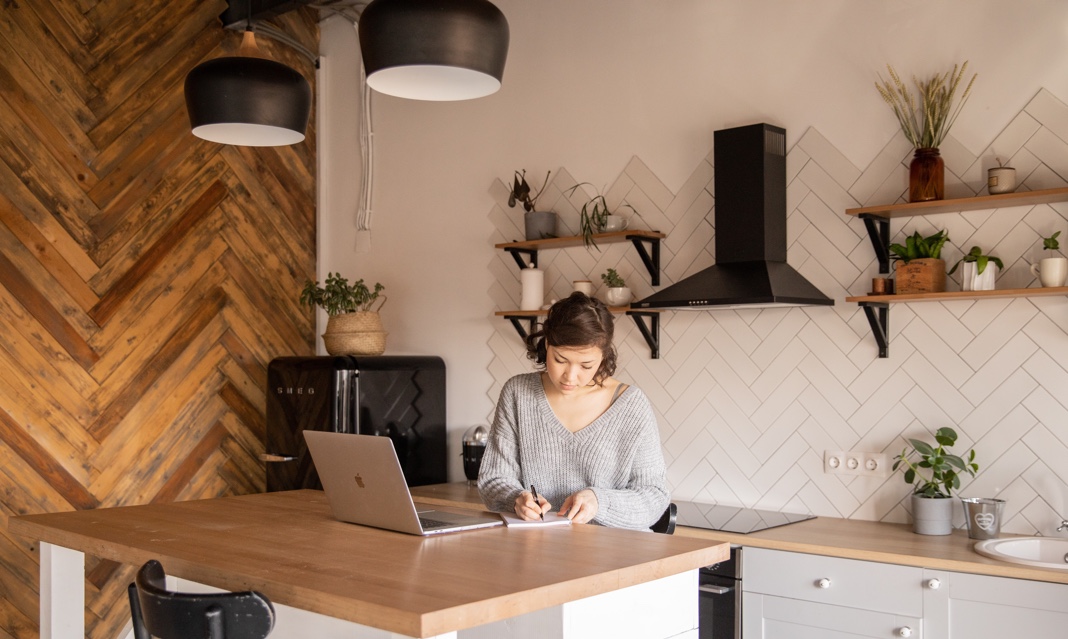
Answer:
[
  {"xmin": 927, "ymin": 578, "xmax": 941, "ymax": 590},
  {"xmin": 896, "ymin": 627, "xmax": 913, "ymax": 637},
  {"xmin": 816, "ymin": 578, "xmax": 831, "ymax": 589}
]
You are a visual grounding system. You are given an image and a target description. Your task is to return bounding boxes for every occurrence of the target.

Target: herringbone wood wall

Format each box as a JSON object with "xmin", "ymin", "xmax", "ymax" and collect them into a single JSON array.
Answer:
[{"xmin": 0, "ymin": 2, "xmax": 318, "ymax": 637}]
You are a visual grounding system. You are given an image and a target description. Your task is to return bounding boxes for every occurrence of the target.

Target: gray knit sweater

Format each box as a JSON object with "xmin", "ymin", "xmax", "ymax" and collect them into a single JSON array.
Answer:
[{"xmin": 478, "ymin": 373, "xmax": 669, "ymax": 530}]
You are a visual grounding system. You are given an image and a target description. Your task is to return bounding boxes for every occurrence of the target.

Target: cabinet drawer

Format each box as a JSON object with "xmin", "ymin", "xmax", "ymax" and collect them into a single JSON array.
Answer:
[{"xmin": 743, "ymin": 548, "xmax": 923, "ymax": 616}]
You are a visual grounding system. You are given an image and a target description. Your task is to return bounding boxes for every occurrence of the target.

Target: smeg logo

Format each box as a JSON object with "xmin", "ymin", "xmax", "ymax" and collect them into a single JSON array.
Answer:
[{"xmin": 275, "ymin": 387, "xmax": 316, "ymax": 395}]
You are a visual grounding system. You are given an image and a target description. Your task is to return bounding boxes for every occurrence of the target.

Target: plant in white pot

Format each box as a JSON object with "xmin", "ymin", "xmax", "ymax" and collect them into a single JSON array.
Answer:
[
  {"xmin": 300, "ymin": 273, "xmax": 387, "ymax": 356},
  {"xmin": 948, "ymin": 245, "xmax": 1003, "ymax": 291},
  {"xmin": 600, "ymin": 268, "xmax": 631, "ymax": 307},
  {"xmin": 1030, "ymin": 231, "xmax": 1067, "ymax": 288},
  {"xmin": 892, "ymin": 427, "xmax": 979, "ymax": 535},
  {"xmin": 507, "ymin": 169, "xmax": 556, "ymax": 241}
]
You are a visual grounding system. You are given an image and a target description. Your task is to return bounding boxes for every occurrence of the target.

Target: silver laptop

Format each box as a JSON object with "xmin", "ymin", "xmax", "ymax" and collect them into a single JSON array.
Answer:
[{"xmin": 304, "ymin": 431, "xmax": 503, "ymax": 535}]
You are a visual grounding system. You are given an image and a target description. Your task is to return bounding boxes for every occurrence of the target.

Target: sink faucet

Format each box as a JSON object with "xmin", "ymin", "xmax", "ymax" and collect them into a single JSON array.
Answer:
[{"xmin": 1058, "ymin": 520, "xmax": 1068, "ymax": 533}]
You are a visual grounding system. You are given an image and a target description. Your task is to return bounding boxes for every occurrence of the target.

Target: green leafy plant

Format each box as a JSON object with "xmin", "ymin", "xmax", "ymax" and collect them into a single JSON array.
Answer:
[
  {"xmin": 892, "ymin": 427, "xmax": 979, "ymax": 498},
  {"xmin": 300, "ymin": 273, "xmax": 385, "ymax": 316},
  {"xmin": 566, "ymin": 183, "xmax": 636, "ymax": 250},
  {"xmin": 601, "ymin": 268, "xmax": 626, "ymax": 288},
  {"xmin": 889, "ymin": 230, "xmax": 950, "ymax": 264},
  {"xmin": 875, "ymin": 62, "xmax": 977, "ymax": 149},
  {"xmin": 507, "ymin": 169, "xmax": 552, "ymax": 212},
  {"xmin": 948, "ymin": 246, "xmax": 1004, "ymax": 276},
  {"xmin": 1043, "ymin": 231, "xmax": 1061, "ymax": 253}
]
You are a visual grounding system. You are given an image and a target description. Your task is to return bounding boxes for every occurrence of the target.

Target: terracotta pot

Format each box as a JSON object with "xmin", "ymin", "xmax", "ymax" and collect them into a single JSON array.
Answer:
[
  {"xmin": 895, "ymin": 258, "xmax": 946, "ymax": 294},
  {"xmin": 909, "ymin": 148, "xmax": 944, "ymax": 202}
]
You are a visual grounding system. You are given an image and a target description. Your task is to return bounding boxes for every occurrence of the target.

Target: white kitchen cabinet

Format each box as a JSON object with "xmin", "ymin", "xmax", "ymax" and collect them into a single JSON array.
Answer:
[
  {"xmin": 922, "ymin": 569, "xmax": 1068, "ymax": 639},
  {"xmin": 743, "ymin": 548, "xmax": 922, "ymax": 638},
  {"xmin": 743, "ymin": 548, "xmax": 1068, "ymax": 639}
]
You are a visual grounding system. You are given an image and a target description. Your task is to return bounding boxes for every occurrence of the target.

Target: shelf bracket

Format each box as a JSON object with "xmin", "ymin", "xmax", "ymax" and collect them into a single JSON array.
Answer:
[
  {"xmin": 505, "ymin": 248, "xmax": 537, "ymax": 270},
  {"xmin": 859, "ymin": 301, "xmax": 890, "ymax": 358},
  {"xmin": 501, "ymin": 315, "xmax": 538, "ymax": 342},
  {"xmin": 860, "ymin": 214, "xmax": 891, "ymax": 274},
  {"xmin": 627, "ymin": 311, "xmax": 660, "ymax": 359},
  {"xmin": 627, "ymin": 235, "xmax": 661, "ymax": 286}
]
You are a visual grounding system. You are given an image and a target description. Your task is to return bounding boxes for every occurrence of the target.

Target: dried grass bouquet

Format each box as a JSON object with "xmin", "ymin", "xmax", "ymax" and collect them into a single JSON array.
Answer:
[{"xmin": 875, "ymin": 62, "xmax": 977, "ymax": 150}]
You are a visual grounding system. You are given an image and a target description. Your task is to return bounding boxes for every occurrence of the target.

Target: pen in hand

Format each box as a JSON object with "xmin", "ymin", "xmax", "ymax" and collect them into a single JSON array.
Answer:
[{"xmin": 530, "ymin": 484, "xmax": 544, "ymax": 520}]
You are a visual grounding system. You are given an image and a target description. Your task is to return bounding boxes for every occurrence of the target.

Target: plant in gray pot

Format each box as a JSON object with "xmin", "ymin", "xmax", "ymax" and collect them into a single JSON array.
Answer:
[
  {"xmin": 507, "ymin": 169, "xmax": 556, "ymax": 241},
  {"xmin": 892, "ymin": 427, "xmax": 979, "ymax": 535}
]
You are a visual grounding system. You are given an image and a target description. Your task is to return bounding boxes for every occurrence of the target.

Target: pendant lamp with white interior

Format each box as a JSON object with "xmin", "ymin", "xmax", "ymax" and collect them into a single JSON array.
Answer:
[
  {"xmin": 359, "ymin": 0, "xmax": 509, "ymax": 101},
  {"xmin": 185, "ymin": 29, "xmax": 312, "ymax": 146}
]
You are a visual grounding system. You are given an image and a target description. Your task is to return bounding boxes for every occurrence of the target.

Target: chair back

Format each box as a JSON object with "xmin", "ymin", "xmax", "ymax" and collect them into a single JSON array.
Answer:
[
  {"xmin": 650, "ymin": 502, "xmax": 677, "ymax": 535},
  {"xmin": 128, "ymin": 560, "xmax": 275, "ymax": 639}
]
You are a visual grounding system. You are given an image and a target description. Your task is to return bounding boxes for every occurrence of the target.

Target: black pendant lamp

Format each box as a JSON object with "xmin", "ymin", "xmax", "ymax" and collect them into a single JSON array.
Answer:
[
  {"xmin": 185, "ymin": 30, "xmax": 312, "ymax": 146},
  {"xmin": 359, "ymin": 0, "xmax": 509, "ymax": 101}
]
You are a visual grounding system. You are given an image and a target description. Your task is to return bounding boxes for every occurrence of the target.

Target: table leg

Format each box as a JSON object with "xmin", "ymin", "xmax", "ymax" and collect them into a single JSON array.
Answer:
[{"xmin": 39, "ymin": 542, "xmax": 85, "ymax": 639}]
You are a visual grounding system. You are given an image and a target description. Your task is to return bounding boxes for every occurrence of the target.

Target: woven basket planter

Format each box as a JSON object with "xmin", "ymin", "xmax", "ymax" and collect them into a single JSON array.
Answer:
[{"xmin": 322, "ymin": 312, "xmax": 387, "ymax": 356}]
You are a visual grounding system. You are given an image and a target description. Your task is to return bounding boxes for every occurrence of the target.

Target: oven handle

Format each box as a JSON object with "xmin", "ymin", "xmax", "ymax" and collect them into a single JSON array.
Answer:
[{"xmin": 698, "ymin": 584, "xmax": 735, "ymax": 595}]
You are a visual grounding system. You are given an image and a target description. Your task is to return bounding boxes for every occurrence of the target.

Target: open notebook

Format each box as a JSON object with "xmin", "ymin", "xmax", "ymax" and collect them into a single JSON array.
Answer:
[{"xmin": 304, "ymin": 431, "xmax": 503, "ymax": 535}]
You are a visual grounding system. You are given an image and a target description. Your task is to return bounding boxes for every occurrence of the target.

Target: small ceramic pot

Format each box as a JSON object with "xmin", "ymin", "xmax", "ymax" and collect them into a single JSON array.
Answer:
[
  {"xmin": 912, "ymin": 494, "xmax": 953, "ymax": 535},
  {"xmin": 961, "ymin": 262, "xmax": 998, "ymax": 291},
  {"xmin": 604, "ymin": 287, "xmax": 632, "ymax": 307}
]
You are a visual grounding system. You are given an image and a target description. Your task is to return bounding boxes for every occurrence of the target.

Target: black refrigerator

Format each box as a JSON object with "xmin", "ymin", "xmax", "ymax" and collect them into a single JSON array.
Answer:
[{"xmin": 264, "ymin": 355, "xmax": 447, "ymax": 491}]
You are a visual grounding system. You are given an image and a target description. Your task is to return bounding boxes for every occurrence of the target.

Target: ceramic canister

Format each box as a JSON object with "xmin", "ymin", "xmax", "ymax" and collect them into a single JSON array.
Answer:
[{"xmin": 520, "ymin": 263, "xmax": 544, "ymax": 310}]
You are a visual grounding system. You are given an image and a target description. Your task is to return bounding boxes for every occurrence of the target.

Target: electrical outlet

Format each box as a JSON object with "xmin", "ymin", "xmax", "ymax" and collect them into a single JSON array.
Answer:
[{"xmin": 824, "ymin": 451, "xmax": 890, "ymax": 477}]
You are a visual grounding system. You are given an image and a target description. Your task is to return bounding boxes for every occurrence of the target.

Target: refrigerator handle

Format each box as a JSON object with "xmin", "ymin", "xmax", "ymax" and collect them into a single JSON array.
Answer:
[{"xmin": 335, "ymin": 368, "xmax": 357, "ymax": 433}]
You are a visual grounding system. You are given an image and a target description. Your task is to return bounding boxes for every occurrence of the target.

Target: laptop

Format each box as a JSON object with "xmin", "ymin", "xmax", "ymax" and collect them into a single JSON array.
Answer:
[{"xmin": 303, "ymin": 431, "xmax": 503, "ymax": 535}]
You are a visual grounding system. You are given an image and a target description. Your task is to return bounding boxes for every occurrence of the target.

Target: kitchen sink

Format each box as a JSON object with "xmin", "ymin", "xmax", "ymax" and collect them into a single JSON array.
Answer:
[{"xmin": 974, "ymin": 537, "xmax": 1068, "ymax": 570}]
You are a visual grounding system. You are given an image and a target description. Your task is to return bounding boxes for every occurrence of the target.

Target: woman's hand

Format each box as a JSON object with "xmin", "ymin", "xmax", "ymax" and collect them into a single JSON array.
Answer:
[
  {"xmin": 559, "ymin": 489, "xmax": 599, "ymax": 524},
  {"xmin": 514, "ymin": 491, "xmax": 550, "ymax": 521}
]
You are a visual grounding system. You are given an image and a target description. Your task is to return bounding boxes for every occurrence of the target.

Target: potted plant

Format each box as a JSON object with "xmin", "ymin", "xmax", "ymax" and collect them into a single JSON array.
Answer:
[
  {"xmin": 890, "ymin": 230, "xmax": 950, "ymax": 293},
  {"xmin": 600, "ymin": 268, "xmax": 631, "ymax": 307},
  {"xmin": 565, "ymin": 183, "xmax": 636, "ymax": 250},
  {"xmin": 948, "ymin": 245, "xmax": 1003, "ymax": 292},
  {"xmin": 507, "ymin": 169, "xmax": 556, "ymax": 241},
  {"xmin": 892, "ymin": 427, "xmax": 979, "ymax": 535},
  {"xmin": 875, "ymin": 62, "xmax": 977, "ymax": 202},
  {"xmin": 1030, "ymin": 231, "xmax": 1067, "ymax": 288},
  {"xmin": 300, "ymin": 273, "xmax": 387, "ymax": 355}
]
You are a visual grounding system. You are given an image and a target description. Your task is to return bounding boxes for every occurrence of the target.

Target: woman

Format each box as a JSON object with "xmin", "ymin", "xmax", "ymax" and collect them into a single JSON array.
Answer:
[{"xmin": 478, "ymin": 292, "xmax": 669, "ymax": 530}]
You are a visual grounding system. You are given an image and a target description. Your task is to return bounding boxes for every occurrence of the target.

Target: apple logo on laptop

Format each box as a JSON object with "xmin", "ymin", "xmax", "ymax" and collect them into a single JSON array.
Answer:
[{"xmin": 354, "ymin": 473, "xmax": 365, "ymax": 488}]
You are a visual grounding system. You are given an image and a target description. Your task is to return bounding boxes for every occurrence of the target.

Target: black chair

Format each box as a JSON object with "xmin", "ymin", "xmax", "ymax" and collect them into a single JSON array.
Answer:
[
  {"xmin": 650, "ymin": 502, "xmax": 677, "ymax": 535},
  {"xmin": 128, "ymin": 560, "xmax": 275, "ymax": 639}
]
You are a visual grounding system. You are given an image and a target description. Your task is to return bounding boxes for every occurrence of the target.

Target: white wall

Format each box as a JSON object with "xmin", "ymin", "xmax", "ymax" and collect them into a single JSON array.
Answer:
[{"xmin": 318, "ymin": 1, "xmax": 1068, "ymax": 530}]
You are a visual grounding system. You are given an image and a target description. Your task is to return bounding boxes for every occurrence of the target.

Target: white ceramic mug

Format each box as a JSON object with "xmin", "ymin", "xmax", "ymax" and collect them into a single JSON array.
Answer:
[
  {"xmin": 1031, "ymin": 257, "xmax": 1068, "ymax": 287},
  {"xmin": 604, "ymin": 215, "xmax": 628, "ymax": 232},
  {"xmin": 573, "ymin": 280, "xmax": 594, "ymax": 296}
]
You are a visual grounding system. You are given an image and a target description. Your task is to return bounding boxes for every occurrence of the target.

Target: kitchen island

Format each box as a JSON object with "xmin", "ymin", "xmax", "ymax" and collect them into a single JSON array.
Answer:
[{"xmin": 11, "ymin": 489, "xmax": 728, "ymax": 639}]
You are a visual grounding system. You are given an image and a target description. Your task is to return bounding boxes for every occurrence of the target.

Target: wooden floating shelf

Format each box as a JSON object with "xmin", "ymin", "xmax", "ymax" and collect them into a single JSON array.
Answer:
[
  {"xmin": 845, "ymin": 187, "xmax": 1068, "ymax": 219},
  {"xmin": 846, "ymin": 287, "xmax": 1068, "ymax": 304},
  {"xmin": 496, "ymin": 307, "xmax": 663, "ymax": 359},
  {"xmin": 494, "ymin": 307, "xmax": 655, "ymax": 316},
  {"xmin": 494, "ymin": 229, "xmax": 665, "ymax": 251}
]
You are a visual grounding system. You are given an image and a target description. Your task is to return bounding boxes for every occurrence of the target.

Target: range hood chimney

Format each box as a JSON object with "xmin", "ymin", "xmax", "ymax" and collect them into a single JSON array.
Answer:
[{"xmin": 634, "ymin": 123, "xmax": 833, "ymax": 310}]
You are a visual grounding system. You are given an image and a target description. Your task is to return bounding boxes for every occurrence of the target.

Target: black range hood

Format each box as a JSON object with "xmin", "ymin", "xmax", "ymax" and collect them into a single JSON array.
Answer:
[{"xmin": 634, "ymin": 123, "xmax": 833, "ymax": 310}]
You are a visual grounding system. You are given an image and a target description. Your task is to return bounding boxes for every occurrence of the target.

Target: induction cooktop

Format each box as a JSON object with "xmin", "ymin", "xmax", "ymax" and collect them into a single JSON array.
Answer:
[{"xmin": 674, "ymin": 501, "xmax": 816, "ymax": 534}]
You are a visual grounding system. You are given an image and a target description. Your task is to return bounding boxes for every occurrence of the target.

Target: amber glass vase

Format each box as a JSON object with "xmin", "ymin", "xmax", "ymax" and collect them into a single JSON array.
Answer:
[{"xmin": 909, "ymin": 148, "xmax": 944, "ymax": 202}]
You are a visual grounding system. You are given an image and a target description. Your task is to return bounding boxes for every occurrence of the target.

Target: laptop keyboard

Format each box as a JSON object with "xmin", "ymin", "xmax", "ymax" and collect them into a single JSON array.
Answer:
[{"xmin": 419, "ymin": 516, "xmax": 453, "ymax": 529}]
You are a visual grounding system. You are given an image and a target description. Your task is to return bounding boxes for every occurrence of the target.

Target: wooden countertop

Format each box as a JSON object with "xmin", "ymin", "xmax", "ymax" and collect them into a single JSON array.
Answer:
[
  {"xmin": 410, "ymin": 483, "xmax": 1068, "ymax": 585},
  {"xmin": 10, "ymin": 489, "xmax": 728, "ymax": 638}
]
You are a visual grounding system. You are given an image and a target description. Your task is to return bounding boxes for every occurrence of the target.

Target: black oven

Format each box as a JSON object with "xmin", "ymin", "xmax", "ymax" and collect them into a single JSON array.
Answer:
[{"xmin": 698, "ymin": 545, "xmax": 740, "ymax": 639}]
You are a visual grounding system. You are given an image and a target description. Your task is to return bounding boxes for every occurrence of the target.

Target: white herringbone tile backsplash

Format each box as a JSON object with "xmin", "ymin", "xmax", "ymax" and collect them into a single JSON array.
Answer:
[{"xmin": 486, "ymin": 89, "xmax": 1068, "ymax": 534}]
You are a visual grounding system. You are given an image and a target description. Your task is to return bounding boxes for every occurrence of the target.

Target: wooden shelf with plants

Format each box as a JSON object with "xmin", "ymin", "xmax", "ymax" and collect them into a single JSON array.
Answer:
[
  {"xmin": 495, "ymin": 230, "xmax": 666, "ymax": 359},
  {"xmin": 846, "ymin": 186, "xmax": 1068, "ymax": 358}
]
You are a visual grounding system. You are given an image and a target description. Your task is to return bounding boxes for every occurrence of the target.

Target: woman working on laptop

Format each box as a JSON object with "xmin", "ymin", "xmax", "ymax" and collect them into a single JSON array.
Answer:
[{"xmin": 478, "ymin": 292, "xmax": 669, "ymax": 530}]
